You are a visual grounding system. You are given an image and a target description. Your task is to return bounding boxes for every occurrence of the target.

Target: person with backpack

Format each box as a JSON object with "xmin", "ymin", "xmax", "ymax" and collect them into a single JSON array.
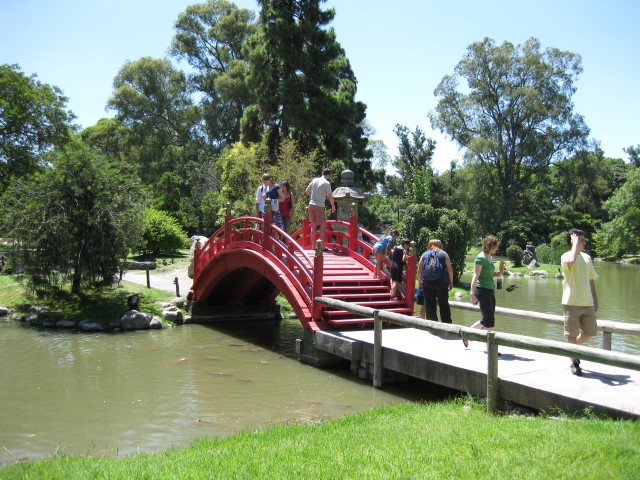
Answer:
[
  {"xmin": 389, "ymin": 239, "xmax": 411, "ymax": 300},
  {"xmin": 418, "ymin": 239, "xmax": 454, "ymax": 323},
  {"xmin": 464, "ymin": 235, "xmax": 505, "ymax": 349}
]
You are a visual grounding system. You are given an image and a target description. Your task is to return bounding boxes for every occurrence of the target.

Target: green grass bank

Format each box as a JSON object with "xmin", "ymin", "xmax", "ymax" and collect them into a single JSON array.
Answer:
[{"xmin": 1, "ymin": 400, "xmax": 638, "ymax": 479}]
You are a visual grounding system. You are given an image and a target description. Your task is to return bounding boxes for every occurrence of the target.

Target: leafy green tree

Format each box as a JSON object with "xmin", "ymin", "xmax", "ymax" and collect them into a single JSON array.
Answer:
[
  {"xmin": 551, "ymin": 147, "xmax": 631, "ymax": 222},
  {"xmin": 391, "ymin": 125, "xmax": 435, "ymax": 206},
  {"xmin": 170, "ymin": 0, "xmax": 257, "ymax": 147},
  {"xmin": 506, "ymin": 243, "xmax": 524, "ymax": 267},
  {"xmin": 624, "ymin": 145, "xmax": 640, "ymax": 168},
  {"xmin": 0, "ymin": 64, "xmax": 75, "ymax": 192},
  {"xmin": 244, "ymin": 0, "xmax": 369, "ymax": 163},
  {"xmin": 0, "ymin": 138, "xmax": 144, "ymax": 294},
  {"xmin": 595, "ymin": 169, "xmax": 640, "ymax": 258},
  {"xmin": 107, "ymin": 57, "xmax": 200, "ymax": 186},
  {"xmin": 140, "ymin": 209, "xmax": 189, "ymax": 255},
  {"xmin": 403, "ymin": 204, "xmax": 473, "ymax": 283},
  {"xmin": 430, "ymin": 37, "xmax": 589, "ymax": 232}
]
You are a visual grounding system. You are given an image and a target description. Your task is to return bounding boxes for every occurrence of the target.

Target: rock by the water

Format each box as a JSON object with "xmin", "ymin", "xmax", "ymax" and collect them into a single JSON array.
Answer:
[
  {"xmin": 0, "ymin": 306, "xmax": 9, "ymax": 317},
  {"xmin": 121, "ymin": 310, "xmax": 152, "ymax": 330},
  {"xmin": 150, "ymin": 316, "xmax": 163, "ymax": 329},
  {"xmin": 163, "ymin": 306, "xmax": 184, "ymax": 325},
  {"xmin": 78, "ymin": 320, "xmax": 104, "ymax": 332}
]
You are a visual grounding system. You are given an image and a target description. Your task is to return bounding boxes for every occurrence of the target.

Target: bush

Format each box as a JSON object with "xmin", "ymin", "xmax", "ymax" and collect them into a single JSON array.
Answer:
[
  {"xmin": 140, "ymin": 209, "xmax": 188, "ymax": 255},
  {"xmin": 535, "ymin": 243, "xmax": 560, "ymax": 264},
  {"xmin": 506, "ymin": 244, "xmax": 524, "ymax": 267}
]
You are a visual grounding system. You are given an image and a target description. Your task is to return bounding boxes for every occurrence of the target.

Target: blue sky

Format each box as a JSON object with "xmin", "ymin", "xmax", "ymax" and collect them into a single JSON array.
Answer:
[{"xmin": 2, "ymin": 0, "xmax": 638, "ymax": 173}]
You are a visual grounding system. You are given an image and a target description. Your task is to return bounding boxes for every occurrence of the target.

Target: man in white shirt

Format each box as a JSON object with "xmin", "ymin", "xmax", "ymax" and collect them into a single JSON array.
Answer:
[
  {"xmin": 305, "ymin": 168, "xmax": 336, "ymax": 250},
  {"xmin": 561, "ymin": 228, "xmax": 599, "ymax": 376}
]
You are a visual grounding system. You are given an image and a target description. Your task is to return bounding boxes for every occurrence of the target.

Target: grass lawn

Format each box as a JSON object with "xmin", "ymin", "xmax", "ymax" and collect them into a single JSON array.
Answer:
[{"xmin": 1, "ymin": 399, "xmax": 638, "ymax": 479}]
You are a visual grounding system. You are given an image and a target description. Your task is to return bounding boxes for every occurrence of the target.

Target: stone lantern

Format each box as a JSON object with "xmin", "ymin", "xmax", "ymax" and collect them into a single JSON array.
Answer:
[
  {"xmin": 332, "ymin": 169, "xmax": 366, "ymax": 223},
  {"xmin": 331, "ymin": 170, "xmax": 367, "ymax": 248}
]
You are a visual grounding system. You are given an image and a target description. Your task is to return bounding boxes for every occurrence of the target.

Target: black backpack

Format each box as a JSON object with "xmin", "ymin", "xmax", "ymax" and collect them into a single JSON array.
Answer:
[{"xmin": 421, "ymin": 250, "xmax": 444, "ymax": 286}]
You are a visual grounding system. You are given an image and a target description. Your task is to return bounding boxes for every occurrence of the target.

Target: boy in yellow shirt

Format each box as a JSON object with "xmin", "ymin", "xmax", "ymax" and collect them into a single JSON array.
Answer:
[{"xmin": 561, "ymin": 228, "xmax": 599, "ymax": 376}]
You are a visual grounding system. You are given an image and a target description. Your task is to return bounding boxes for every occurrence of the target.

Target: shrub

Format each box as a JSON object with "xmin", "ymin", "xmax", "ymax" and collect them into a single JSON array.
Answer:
[
  {"xmin": 140, "ymin": 209, "xmax": 188, "ymax": 255},
  {"xmin": 535, "ymin": 243, "xmax": 560, "ymax": 264},
  {"xmin": 506, "ymin": 244, "xmax": 524, "ymax": 267}
]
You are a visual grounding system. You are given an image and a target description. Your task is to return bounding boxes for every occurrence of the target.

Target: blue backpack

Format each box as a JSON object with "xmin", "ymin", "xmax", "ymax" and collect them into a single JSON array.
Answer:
[{"xmin": 421, "ymin": 250, "xmax": 444, "ymax": 285}]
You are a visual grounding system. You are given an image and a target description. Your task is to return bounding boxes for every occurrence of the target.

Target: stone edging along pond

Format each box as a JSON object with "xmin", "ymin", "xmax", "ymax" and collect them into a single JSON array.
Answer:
[{"xmin": 0, "ymin": 300, "xmax": 191, "ymax": 332}]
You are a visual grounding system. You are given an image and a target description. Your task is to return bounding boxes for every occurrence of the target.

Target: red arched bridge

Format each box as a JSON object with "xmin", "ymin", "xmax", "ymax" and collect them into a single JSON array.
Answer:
[{"xmin": 189, "ymin": 206, "xmax": 417, "ymax": 330}]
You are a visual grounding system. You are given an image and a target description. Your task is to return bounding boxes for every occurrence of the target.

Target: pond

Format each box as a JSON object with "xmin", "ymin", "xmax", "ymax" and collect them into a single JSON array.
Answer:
[{"xmin": 0, "ymin": 260, "xmax": 637, "ymax": 465}]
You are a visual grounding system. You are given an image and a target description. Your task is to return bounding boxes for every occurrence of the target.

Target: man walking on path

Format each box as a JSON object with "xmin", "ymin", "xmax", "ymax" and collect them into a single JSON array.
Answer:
[
  {"xmin": 561, "ymin": 228, "xmax": 599, "ymax": 376},
  {"xmin": 305, "ymin": 168, "xmax": 336, "ymax": 250}
]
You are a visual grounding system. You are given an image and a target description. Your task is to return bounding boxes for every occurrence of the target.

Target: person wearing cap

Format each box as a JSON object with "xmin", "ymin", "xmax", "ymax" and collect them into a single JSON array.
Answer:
[{"xmin": 305, "ymin": 168, "xmax": 336, "ymax": 250}]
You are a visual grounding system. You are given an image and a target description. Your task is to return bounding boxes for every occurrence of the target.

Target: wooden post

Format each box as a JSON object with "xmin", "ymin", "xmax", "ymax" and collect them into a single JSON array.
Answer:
[
  {"xmin": 486, "ymin": 331, "xmax": 500, "ymax": 414},
  {"xmin": 405, "ymin": 241, "xmax": 416, "ymax": 309},
  {"xmin": 373, "ymin": 310, "xmax": 383, "ymax": 387},
  {"xmin": 603, "ymin": 330, "xmax": 612, "ymax": 351},
  {"xmin": 146, "ymin": 269, "xmax": 150, "ymax": 288},
  {"xmin": 174, "ymin": 277, "xmax": 180, "ymax": 297}
]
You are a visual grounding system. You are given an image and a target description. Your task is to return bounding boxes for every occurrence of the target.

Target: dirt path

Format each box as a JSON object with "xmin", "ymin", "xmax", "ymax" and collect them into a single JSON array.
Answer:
[{"xmin": 122, "ymin": 266, "xmax": 193, "ymax": 295}]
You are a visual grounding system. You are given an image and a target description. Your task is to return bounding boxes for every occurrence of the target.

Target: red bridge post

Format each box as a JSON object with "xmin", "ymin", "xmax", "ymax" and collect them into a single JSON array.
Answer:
[
  {"xmin": 405, "ymin": 241, "xmax": 416, "ymax": 311},
  {"xmin": 193, "ymin": 238, "xmax": 203, "ymax": 282},
  {"xmin": 303, "ymin": 207, "xmax": 310, "ymax": 248},
  {"xmin": 262, "ymin": 203, "xmax": 272, "ymax": 251},
  {"xmin": 312, "ymin": 240, "xmax": 324, "ymax": 322},
  {"xmin": 224, "ymin": 203, "xmax": 232, "ymax": 246},
  {"xmin": 348, "ymin": 203, "xmax": 357, "ymax": 252}
]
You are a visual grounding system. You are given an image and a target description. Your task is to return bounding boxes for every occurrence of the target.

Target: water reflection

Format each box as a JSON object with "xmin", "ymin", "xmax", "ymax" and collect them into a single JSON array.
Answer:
[{"xmin": 0, "ymin": 319, "xmax": 451, "ymax": 465}]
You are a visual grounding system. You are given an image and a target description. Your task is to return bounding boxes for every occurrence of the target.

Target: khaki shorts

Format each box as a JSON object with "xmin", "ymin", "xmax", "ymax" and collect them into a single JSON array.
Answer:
[
  {"xmin": 562, "ymin": 305, "xmax": 597, "ymax": 337},
  {"xmin": 308, "ymin": 204, "xmax": 326, "ymax": 224}
]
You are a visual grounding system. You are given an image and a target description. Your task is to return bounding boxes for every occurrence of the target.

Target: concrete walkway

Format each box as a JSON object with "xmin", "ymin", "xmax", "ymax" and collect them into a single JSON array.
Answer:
[{"xmin": 317, "ymin": 328, "xmax": 640, "ymax": 418}]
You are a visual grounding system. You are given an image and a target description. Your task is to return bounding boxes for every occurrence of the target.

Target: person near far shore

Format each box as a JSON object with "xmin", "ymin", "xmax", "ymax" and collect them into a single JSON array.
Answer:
[
  {"xmin": 418, "ymin": 239, "xmax": 454, "ymax": 323},
  {"xmin": 263, "ymin": 176, "xmax": 285, "ymax": 230},
  {"xmin": 561, "ymin": 228, "xmax": 599, "ymax": 376},
  {"xmin": 279, "ymin": 180, "xmax": 294, "ymax": 234},
  {"xmin": 464, "ymin": 235, "xmax": 504, "ymax": 350},
  {"xmin": 305, "ymin": 168, "xmax": 336, "ymax": 250},
  {"xmin": 372, "ymin": 230, "xmax": 399, "ymax": 279},
  {"xmin": 389, "ymin": 239, "xmax": 410, "ymax": 300}
]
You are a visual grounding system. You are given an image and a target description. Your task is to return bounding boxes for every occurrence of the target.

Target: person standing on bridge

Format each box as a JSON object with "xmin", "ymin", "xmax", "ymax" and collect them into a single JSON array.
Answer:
[
  {"xmin": 263, "ymin": 176, "xmax": 285, "ymax": 230},
  {"xmin": 279, "ymin": 180, "xmax": 294, "ymax": 234},
  {"xmin": 305, "ymin": 168, "xmax": 336, "ymax": 251},
  {"xmin": 255, "ymin": 173, "xmax": 271, "ymax": 219},
  {"xmin": 418, "ymin": 239, "xmax": 454, "ymax": 323},
  {"xmin": 561, "ymin": 228, "xmax": 599, "ymax": 377},
  {"xmin": 372, "ymin": 230, "xmax": 399, "ymax": 279},
  {"xmin": 389, "ymin": 238, "xmax": 410, "ymax": 300},
  {"xmin": 465, "ymin": 235, "xmax": 504, "ymax": 350}
]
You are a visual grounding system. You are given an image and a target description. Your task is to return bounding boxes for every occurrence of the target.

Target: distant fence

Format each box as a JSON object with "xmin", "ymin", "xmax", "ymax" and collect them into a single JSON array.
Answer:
[{"xmin": 315, "ymin": 297, "xmax": 640, "ymax": 414}]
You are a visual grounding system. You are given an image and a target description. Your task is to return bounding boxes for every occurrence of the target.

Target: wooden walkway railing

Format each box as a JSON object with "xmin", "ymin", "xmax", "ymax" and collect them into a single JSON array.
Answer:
[{"xmin": 315, "ymin": 297, "xmax": 640, "ymax": 414}]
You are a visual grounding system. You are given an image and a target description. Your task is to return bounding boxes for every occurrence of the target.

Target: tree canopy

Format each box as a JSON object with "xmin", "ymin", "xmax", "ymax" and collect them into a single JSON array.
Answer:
[
  {"xmin": 0, "ymin": 64, "xmax": 75, "ymax": 192},
  {"xmin": 430, "ymin": 37, "xmax": 589, "ymax": 232}
]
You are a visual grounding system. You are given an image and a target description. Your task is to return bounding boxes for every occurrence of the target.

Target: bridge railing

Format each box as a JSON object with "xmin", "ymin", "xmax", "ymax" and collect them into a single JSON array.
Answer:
[
  {"xmin": 448, "ymin": 301, "xmax": 640, "ymax": 351},
  {"xmin": 315, "ymin": 296, "xmax": 640, "ymax": 414}
]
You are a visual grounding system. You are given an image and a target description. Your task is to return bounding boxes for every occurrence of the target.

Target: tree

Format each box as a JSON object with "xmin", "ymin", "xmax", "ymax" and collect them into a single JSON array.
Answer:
[
  {"xmin": 244, "ymin": 0, "xmax": 370, "ymax": 162},
  {"xmin": 170, "ymin": 0, "xmax": 257, "ymax": 147},
  {"xmin": 392, "ymin": 125, "xmax": 436, "ymax": 205},
  {"xmin": 595, "ymin": 169, "xmax": 640, "ymax": 258},
  {"xmin": 0, "ymin": 138, "xmax": 144, "ymax": 294},
  {"xmin": 430, "ymin": 38, "xmax": 589, "ymax": 231},
  {"xmin": 0, "ymin": 64, "xmax": 75, "ymax": 192},
  {"xmin": 139, "ymin": 209, "xmax": 189, "ymax": 255},
  {"xmin": 402, "ymin": 204, "xmax": 473, "ymax": 283},
  {"xmin": 624, "ymin": 145, "xmax": 640, "ymax": 168},
  {"xmin": 107, "ymin": 57, "xmax": 200, "ymax": 186}
]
